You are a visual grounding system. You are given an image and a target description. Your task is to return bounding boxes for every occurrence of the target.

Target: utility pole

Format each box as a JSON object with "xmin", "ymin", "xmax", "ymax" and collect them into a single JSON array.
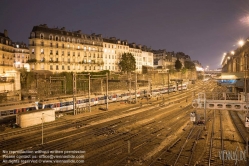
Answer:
[
  {"xmin": 168, "ymin": 72, "xmax": 170, "ymax": 95},
  {"xmin": 41, "ymin": 113, "xmax": 44, "ymax": 145},
  {"xmin": 36, "ymin": 73, "xmax": 38, "ymax": 89},
  {"xmin": 129, "ymin": 72, "xmax": 131, "ymax": 99},
  {"xmin": 73, "ymin": 73, "xmax": 77, "ymax": 115},
  {"xmin": 88, "ymin": 73, "xmax": 91, "ymax": 112},
  {"xmin": 49, "ymin": 76, "xmax": 51, "ymax": 95},
  {"xmin": 135, "ymin": 72, "xmax": 137, "ymax": 103},
  {"xmin": 106, "ymin": 73, "xmax": 108, "ymax": 110},
  {"xmin": 64, "ymin": 76, "xmax": 66, "ymax": 94},
  {"xmin": 101, "ymin": 79, "xmax": 103, "ymax": 94}
]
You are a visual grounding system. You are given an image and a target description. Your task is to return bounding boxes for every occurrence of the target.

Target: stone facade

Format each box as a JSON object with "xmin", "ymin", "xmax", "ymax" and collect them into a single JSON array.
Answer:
[{"xmin": 28, "ymin": 24, "xmax": 104, "ymax": 73}]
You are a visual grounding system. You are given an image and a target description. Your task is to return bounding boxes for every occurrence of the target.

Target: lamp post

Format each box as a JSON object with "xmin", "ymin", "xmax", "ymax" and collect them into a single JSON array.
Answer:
[{"xmin": 41, "ymin": 113, "xmax": 44, "ymax": 145}]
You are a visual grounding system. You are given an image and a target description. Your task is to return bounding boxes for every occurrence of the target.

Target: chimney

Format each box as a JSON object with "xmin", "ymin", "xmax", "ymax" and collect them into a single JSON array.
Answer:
[{"xmin": 4, "ymin": 29, "xmax": 8, "ymax": 37}]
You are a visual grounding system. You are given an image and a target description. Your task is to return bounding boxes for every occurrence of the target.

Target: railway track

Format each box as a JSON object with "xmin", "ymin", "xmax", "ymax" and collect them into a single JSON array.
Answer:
[
  {"xmin": 86, "ymin": 105, "xmax": 193, "ymax": 166},
  {"xmin": 147, "ymin": 125, "xmax": 202, "ymax": 166},
  {"xmin": 0, "ymin": 86, "xmax": 200, "ymax": 165}
]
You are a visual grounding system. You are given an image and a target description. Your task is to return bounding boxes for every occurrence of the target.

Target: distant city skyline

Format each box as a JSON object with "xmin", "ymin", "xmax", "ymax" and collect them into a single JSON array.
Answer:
[{"xmin": 1, "ymin": 0, "xmax": 249, "ymax": 69}]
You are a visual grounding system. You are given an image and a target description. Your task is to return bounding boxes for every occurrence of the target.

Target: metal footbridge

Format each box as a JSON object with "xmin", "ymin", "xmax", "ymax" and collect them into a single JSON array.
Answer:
[{"xmin": 192, "ymin": 92, "xmax": 249, "ymax": 111}]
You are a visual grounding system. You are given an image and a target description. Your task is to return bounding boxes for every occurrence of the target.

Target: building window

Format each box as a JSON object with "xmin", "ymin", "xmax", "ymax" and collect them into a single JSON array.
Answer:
[
  {"xmin": 40, "ymin": 34, "xmax": 44, "ymax": 39},
  {"xmin": 67, "ymin": 44, "xmax": 69, "ymax": 48},
  {"xmin": 56, "ymin": 65, "xmax": 59, "ymax": 70},
  {"xmin": 56, "ymin": 43, "xmax": 58, "ymax": 48},
  {"xmin": 56, "ymin": 58, "xmax": 58, "ymax": 62},
  {"xmin": 41, "ymin": 49, "xmax": 44, "ymax": 54},
  {"xmin": 78, "ymin": 52, "xmax": 80, "ymax": 57},
  {"xmin": 56, "ymin": 50, "xmax": 58, "ymax": 55},
  {"xmin": 49, "ymin": 35, "xmax": 53, "ymax": 40},
  {"xmin": 55, "ymin": 36, "xmax": 59, "ymax": 41},
  {"xmin": 50, "ymin": 50, "xmax": 53, "ymax": 55},
  {"xmin": 68, "ymin": 66, "xmax": 70, "ymax": 70},
  {"xmin": 84, "ymin": 66, "xmax": 87, "ymax": 70},
  {"xmin": 68, "ymin": 52, "xmax": 70, "ymax": 56},
  {"xmin": 73, "ymin": 52, "xmax": 75, "ymax": 56},
  {"xmin": 62, "ymin": 44, "xmax": 64, "ymax": 48},
  {"xmin": 41, "ymin": 41, "xmax": 44, "ymax": 46},
  {"xmin": 50, "ymin": 65, "xmax": 53, "ymax": 70},
  {"xmin": 62, "ymin": 65, "xmax": 64, "ymax": 70},
  {"xmin": 62, "ymin": 51, "xmax": 64, "ymax": 56},
  {"xmin": 68, "ymin": 58, "xmax": 70, "ymax": 63},
  {"xmin": 32, "ymin": 49, "xmax": 34, "ymax": 54}
]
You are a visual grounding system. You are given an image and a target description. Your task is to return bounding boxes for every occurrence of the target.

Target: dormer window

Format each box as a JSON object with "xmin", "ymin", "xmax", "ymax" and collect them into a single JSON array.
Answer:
[
  {"xmin": 40, "ymin": 34, "xmax": 44, "ymax": 39},
  {"xmin": 31, "ymin": 32, "xmax": 35, "ymax": 38}
]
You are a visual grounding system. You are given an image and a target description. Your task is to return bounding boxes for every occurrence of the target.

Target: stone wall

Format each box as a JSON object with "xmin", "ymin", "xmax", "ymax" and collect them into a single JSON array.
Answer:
[{"xmin": 20, "ymin": 70, "xmax": 197, "ymax": 100}]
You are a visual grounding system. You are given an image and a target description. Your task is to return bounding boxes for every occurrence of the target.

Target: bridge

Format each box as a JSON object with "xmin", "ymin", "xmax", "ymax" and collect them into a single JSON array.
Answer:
[{"xmin": 192, "ymin": 92, "xmax": 249, "ymax": 111}]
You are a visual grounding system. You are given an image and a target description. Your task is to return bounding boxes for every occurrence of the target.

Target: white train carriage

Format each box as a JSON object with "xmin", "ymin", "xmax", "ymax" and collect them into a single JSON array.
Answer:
[
  {"xmin": 152, "ymin": 89, "xmax": 160, "ymax": 96},
  {"xmin": 178, "ymin": 84, "xmax": 188, "ymax": 91},
  {"xmin": 0, "ymin": 104, "xmax": 38, "ymax": 119},
  {"xmin": 38, "ymin": 98, "xmax": 74, "ymax": 112}
]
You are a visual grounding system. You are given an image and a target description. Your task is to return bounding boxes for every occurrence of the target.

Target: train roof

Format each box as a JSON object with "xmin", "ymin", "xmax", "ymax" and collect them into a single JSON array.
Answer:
[{"xmin": 0, "ymin": 103, "xmax": 37, "ymax": 111}]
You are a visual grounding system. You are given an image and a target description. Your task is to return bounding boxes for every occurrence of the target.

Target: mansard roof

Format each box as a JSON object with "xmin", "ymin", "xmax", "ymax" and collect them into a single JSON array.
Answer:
[{"xmin": 31, "ymin": 24, "xmax": 102, "ymax": 41}]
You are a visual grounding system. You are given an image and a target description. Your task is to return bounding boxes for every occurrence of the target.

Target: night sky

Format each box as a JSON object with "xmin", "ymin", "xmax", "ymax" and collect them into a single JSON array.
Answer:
[{"xmin": 1, "ymin": 0, "xmax": 249, "ymax": 70}]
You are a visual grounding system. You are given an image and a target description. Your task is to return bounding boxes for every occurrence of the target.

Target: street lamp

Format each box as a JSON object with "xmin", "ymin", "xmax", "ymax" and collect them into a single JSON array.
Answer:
[{"xmin": 238, "ymin": 40, "xmax": 245, "ymax": 47}]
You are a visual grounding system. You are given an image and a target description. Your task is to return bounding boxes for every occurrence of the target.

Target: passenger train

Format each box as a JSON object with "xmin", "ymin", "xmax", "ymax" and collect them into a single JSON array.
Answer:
[{"xmin": 0, "ymin": 84, "xmax": 188, "ymax": 120}]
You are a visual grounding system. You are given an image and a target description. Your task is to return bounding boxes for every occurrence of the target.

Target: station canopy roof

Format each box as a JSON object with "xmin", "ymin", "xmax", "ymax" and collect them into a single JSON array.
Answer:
[
  {"xmin": 216, "ymin": 72, "xmax": 244, "ymax": 87},
  {"xmin": 216, "ymin": 72, "xmax": 244, "ymax": 80}
]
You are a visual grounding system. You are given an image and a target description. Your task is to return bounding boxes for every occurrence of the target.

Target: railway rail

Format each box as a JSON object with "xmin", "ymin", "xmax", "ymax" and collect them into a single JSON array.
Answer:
[{"xmin": 0, "ymin": 84, "xmax": 202, "ymax": 165}]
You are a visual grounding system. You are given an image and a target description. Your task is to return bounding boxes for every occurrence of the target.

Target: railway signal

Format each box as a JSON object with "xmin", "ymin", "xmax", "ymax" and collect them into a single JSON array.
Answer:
[
  {"xmin": 190, "ymin": 112, "xmax": 196, "ymax": 122},
  {"xmin": 245, "ymin": 116, "xmax": 249, "ymax": 127}
]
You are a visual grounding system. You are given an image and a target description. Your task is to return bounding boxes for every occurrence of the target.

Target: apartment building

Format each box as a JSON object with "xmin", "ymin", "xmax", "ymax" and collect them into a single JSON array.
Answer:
[
  {"xmin": 28, "ymin": 24, "xmax": 104, "ymax": 73},
  {"xmin": 13, "ymin": 42, "xmax": 29, "ymax": 70},
  {"xmin": 0, "ymin": 30, "xmax": 21, "ymax": 95},
  {"xmin": 129, "ymin": 43, "xmax": 143, "ymax": 73},
  {"xmin": 0, "ymin": 30, "xmax": 15, "ymax": 71}
]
